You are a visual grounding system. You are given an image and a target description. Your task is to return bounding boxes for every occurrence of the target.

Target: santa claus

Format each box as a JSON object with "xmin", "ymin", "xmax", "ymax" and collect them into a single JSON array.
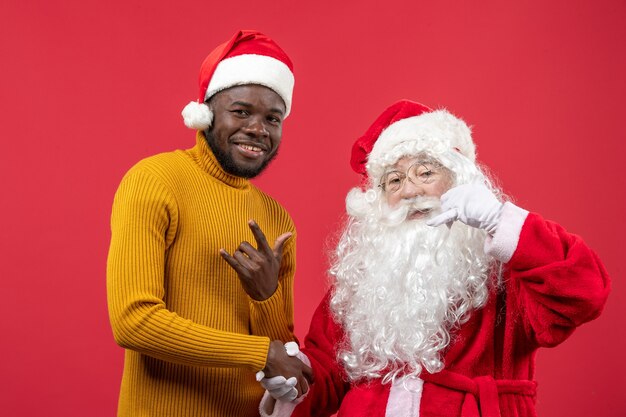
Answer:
[{"xmin": 259, "ymin": 100, "xmax": 610, "ymax": 417}]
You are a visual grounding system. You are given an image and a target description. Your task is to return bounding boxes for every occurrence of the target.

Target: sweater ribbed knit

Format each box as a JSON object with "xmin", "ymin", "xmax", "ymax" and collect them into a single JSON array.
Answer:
[{"xmin": 107, "ymin": 132, "xmax": 296, "ymax": 416}]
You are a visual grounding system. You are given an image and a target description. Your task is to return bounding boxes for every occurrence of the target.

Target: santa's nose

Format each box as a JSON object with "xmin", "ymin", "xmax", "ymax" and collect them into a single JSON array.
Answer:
[{"xmin": 399, "ymin": 180, "xmax": 424, "ymax": 199}]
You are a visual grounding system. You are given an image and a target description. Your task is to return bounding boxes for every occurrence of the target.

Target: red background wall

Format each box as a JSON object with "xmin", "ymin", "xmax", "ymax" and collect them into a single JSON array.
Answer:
[{"xmin": 1, "ymin": 1, "xmax": 624, "ymax": 415}]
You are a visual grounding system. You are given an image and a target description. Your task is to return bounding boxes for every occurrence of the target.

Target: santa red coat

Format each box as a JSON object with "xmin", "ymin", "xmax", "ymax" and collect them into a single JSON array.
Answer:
[{"xmin": 262, "ymin": 203, "xmax": 610, "ymax": 417}]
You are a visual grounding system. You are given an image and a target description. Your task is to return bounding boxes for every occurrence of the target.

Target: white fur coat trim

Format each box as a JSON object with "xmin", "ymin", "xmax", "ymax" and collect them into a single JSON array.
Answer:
[{"xmin": 484, "ymin": 202, "xmax": 529, "ymax": 263}]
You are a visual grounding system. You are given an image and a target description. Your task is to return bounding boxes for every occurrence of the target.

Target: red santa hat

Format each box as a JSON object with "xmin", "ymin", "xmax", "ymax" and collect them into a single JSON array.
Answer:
[
  {"xmin": 181, "ymin": 30, "xmax": 295, "ymax": 130},
  {"xmin": 351, "ymin": 100, "xmax": 476, "ymax": 184}
]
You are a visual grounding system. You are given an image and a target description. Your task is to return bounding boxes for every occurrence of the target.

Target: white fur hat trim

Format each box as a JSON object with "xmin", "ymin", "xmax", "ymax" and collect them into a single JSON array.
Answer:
[
  {"xmin": 366, "ymin": 109, "xmax": 475, "ymax": 179},
  {"xmin": 206, "ymin": 54, "xmax": 294, "ymax": 116}
]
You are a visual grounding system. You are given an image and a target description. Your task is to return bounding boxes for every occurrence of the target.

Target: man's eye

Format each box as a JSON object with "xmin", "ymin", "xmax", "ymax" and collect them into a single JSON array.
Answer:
[
  {"xmin": 268, "ymin": 116, "xmax": 281, "ymax": 124},
  {"xmin": 388, "ymin": 177, "xmax": 401, "ymax": 184},
  {"xmin": 232, "ymin": 109, "xmax": 249, "ymax": 116}
]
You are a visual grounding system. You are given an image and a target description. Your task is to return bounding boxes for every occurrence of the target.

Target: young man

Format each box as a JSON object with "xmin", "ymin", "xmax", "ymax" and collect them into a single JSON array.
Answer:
[
  {"xmin": 260, "ymin": 100, "xmax": 610, "ymax": 417},
  {"xmin": 107, "ymin": 30, "xmax": 311, "ymax": 417}
]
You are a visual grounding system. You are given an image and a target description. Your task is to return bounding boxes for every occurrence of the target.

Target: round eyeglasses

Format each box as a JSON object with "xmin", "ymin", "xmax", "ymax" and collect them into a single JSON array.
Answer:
[{"xmin": 379, "ymin": 161, "xmax": 444, "ymax": 193}]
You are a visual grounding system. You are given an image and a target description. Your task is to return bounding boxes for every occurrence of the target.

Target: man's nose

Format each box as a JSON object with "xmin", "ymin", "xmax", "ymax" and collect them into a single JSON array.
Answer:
[{"xmin": 243, "ymin": 116, "xmax": 269, "ymax": 137}]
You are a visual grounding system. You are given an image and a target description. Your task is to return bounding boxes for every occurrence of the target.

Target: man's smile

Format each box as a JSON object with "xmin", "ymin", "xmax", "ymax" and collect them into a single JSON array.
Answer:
[{"xmin": 233, "ymin": 140, "xmax": 268, "ymax": 158}]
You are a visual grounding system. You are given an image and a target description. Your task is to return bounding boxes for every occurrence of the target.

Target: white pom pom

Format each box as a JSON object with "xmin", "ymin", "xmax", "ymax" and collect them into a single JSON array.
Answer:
[{"xmin": 181, "ymin": 101, "xmax": 213, "ymax": 129}]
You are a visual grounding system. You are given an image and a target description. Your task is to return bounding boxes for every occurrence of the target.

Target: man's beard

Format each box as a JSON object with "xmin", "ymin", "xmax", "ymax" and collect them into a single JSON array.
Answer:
[
  {"xmin": 329, "ymin": 191, "xmax": 494, "ymax": 384},
  {"xmin": 204, "ymin": 131, "xmax": 278, "ymax": 179}
]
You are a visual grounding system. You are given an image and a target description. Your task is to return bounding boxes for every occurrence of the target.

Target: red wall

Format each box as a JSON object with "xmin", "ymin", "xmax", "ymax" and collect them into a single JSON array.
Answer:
[{"xmin": 1, "ymin": 1, "xmax": 624, "ymax": 415}]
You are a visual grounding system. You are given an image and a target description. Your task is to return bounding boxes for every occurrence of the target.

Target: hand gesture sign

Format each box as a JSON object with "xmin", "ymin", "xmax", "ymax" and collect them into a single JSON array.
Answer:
[
  {"xmin": 425, "ymin": 183, "xmax": 503, "ymax": 235},
  {"xmin": 219, "ymin": 220, "xmax": 292, "ymax": 301}
]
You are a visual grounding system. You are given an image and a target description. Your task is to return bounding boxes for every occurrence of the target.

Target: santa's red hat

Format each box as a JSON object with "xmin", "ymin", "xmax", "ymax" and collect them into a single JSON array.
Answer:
[
  {"xmin": 351, "ymin": 100, "xmax": 476, "ymax": 183},
  {"xmin": 182, "ymin": 30, "xmax": 295, "ymax": 130}
]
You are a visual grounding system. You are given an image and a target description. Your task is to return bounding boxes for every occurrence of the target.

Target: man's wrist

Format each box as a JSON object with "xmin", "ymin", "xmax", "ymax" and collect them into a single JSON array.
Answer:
[{"xmin": 258, "ymin": 341, "xmax": 300, "ymax": 379}]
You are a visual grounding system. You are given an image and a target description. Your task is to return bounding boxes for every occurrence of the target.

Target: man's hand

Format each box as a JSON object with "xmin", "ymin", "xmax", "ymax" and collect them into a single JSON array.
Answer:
[
  {"xmin": 257, "ymin": 342, "xmax": 307, "ymax": 401},
  {"xmin": 426, "ymin": 183, "xmax": 503, "ymax": 235},
  {"xmin": 261, "ymin": 340, "xmax": 314, "ymax": 400},
  {"xmin": 220, "ymin": 220, "xmax": 292, "ymax": 301}
]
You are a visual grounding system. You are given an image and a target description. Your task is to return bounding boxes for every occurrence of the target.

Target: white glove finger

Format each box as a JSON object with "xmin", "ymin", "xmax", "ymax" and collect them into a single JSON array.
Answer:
[
  {"xmin": 439, "ymin": 190, "xmax": 452, "ymax": 202},
  {"xmin": 284, "ymin": 342, "xmax": 300, "ymax": 356},
  {"xmin": 268, "ymin": 385, "xmax": 297, "ymax": 398},
  {"xmin": 265, "ymin": 377, "xmax": 297, "ymax": 398},
  {"xmin": 268, "ymin": 377, "xmax": 298, "ymax": 401},
  {"xmin": 260, "ymin": 375, "xmax": 288, "ymax": 390},
  {"xmin": 426, "ymin": 208, "xmax": 458, "ymax": 227},
  {"xmin": 439, "ymin": 185, "xmax": 463, "ymax": 202},
  {"xmin": 255, "ymin": 370, "xmax": 265, "ymax": 382},
  {"xmin": 439, "ymin": 198, "xmax": 456, "ymax": 213},
  {"xmin": 438, "ymin": 195, "xmax": 450, "ymax": 209},
  {"xmin": 262, "ymin": 375, "xmax": 298, "ymax": 398},
  {"xmin": 277, "ymin": 387, "xmax": 298, "ymax": 402}
]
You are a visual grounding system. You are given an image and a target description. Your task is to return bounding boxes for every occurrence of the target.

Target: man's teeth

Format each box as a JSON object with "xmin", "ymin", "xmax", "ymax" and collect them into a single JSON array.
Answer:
[{"xmin": 240, "ymin": 144, "xmax": 263, "ymax": 152}]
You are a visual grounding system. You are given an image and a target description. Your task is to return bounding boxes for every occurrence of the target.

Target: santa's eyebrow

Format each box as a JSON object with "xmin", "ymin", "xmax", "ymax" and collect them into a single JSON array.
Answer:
[
  {"xmin": 383, "ymin": 169, "xmax": 402, "ymax": 175},
  {"xmin": 408, "ymin": 159, "xmax": 441, "ymax": 168}
]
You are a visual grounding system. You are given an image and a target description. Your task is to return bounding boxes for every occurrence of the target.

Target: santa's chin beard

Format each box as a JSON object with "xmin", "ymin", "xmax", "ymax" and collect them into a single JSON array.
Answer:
[{"xmin": 330, "ymin": 194, "xmax": 493, "ymax": 384}]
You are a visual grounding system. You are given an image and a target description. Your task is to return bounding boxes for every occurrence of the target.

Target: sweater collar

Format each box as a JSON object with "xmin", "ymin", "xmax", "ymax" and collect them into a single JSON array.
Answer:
[{"xmin": 188, "ymin": 131, "xmax": 250, "ymax": 189}]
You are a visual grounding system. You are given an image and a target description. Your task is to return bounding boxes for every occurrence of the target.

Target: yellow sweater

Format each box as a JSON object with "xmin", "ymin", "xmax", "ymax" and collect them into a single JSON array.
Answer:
[{"xmin": 107, "ymin": 132, "xmax": 296, "ymax": 417}]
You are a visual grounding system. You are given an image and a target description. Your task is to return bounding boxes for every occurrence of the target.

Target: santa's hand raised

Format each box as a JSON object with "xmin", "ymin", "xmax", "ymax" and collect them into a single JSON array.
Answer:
[{"xmin": 426, "ymin": 183, "xmax": 503, "ymax": 235}]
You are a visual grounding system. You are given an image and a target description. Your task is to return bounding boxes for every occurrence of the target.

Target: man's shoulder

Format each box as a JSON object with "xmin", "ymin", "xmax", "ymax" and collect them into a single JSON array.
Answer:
[
  {"xmin": 249, "ymin": 185, "xmax": 296, "ymax": 229},
  {"xmin": 122, "ymin": 148, "xmax": 193, "ymax": 182},
  {"xmin": 113, "ymin": 148, "xmax": 195, "ymax": 199},
  {"xmin": 130, "ymin": 148, "xmax": 187, "ymax": 172}
]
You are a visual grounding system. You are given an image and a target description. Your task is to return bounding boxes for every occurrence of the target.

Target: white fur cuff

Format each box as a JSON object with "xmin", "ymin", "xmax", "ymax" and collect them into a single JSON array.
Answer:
[{"xmin": 484, "ymin": 202, "xmax": 529, "ymax": 263}]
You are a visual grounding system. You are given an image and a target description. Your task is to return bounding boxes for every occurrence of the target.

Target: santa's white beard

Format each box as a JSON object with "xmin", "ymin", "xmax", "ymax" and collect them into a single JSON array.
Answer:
[{"xmin": 330, "ymin": 192, "xmax": 494, "ymax": 384}]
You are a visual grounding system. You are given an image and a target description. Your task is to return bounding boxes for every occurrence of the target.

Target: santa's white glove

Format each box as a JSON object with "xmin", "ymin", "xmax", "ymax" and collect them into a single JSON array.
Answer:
[
  {"xmin": 256, "ymin": 342, "xmax": 301, "ymax": 402},
  {"xmin": 258, "ymin": 375, "xmax": 299, "ymax": 402},
  {"xmin": 426, "ymin": 183, "xmax": 503, "ymax": 235}
]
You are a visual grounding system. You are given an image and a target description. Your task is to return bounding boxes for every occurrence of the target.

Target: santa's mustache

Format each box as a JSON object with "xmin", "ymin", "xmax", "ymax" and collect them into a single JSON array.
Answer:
[
  {"xmin": 403, "ymin": 196, "xmax": 442, "ymax": 213},
  {"xmin": 382, "ymin": 196, "xmax": 442, "ymax": 225}
]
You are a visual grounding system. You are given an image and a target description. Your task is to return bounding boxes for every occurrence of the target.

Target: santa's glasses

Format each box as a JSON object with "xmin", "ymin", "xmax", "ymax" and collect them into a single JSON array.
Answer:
[{"xmin": 379, "ymin": 161, "xmax": 445, "ymax": 193}]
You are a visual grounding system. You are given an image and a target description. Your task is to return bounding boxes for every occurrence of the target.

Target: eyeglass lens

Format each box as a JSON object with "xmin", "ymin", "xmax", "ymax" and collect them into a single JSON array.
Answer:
[{"xmin": 382, "ymin": 163, "xmax": 438, "ymax": 192}]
